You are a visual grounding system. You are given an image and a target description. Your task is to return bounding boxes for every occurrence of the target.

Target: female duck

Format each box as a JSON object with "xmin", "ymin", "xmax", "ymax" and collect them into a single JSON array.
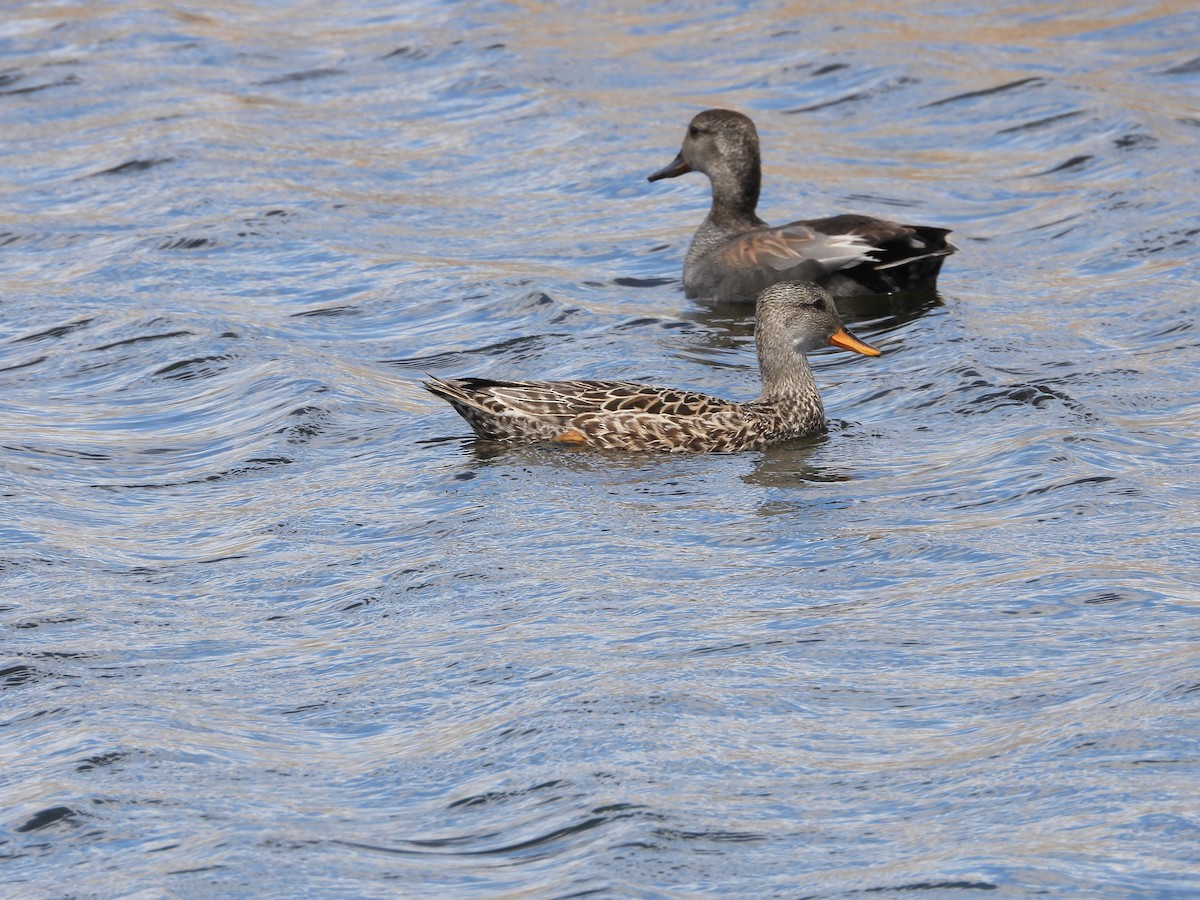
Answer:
[
  {"xmin": 648, "ymin": 108, "xmax": 955, "ymax": 302},
  {"xmin": 425, "ymin": 282, "xmax": 879, "ymax": 453}
]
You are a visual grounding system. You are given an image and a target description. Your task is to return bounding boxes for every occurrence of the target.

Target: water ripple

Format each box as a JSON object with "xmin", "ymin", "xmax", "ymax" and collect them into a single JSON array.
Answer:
[{"xmin": 3, "ymin": 0, "xmax": 1199, "ymax": 896}]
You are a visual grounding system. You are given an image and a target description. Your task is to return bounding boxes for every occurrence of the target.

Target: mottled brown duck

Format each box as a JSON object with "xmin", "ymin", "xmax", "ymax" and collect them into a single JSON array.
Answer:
[
  {"xmin": 424, "ymin": 282, "xmax": 880, "ymax": 453},
  {"xmin": 648, "ymin": 108, "xmax": 955, "ymax": 302}
]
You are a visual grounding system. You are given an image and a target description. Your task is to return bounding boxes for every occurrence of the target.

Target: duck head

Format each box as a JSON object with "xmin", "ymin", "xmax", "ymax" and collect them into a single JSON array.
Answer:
[
  {"xmin": 757, "ymin": 282, "xmax": 881, "ymax": 357},
  {"xmin": 648, "ymin": 109, "xmax": 764, "ymax": 212}
]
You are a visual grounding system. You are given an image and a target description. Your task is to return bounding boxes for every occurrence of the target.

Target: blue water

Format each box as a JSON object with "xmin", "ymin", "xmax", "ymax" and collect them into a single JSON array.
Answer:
[{"xmin": 3, "ymin": 0, "xmax": 1199, "ymax": 895}]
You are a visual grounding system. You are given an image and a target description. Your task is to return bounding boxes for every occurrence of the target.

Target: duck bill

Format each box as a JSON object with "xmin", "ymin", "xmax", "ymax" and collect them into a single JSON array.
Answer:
[
  {"xmin": 647, "ymin": 152, "xmax": 691, "ymax": 182},
  {"xmin": 828, "ymin": 327, "xmax": 881, "ymax": 357}
]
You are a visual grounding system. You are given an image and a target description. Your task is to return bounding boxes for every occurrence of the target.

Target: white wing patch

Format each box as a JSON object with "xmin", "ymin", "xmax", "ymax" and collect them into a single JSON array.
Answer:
[{"xmin": 770, "ymin": 228, "xmax": 879, "ymax": 271}]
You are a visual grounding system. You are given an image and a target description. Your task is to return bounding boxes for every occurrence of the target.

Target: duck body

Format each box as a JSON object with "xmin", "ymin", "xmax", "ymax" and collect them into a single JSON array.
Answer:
[
  {"xmin": 649, "ymin": 109, "xmax": 955, "ymax": 302},
  {"xmin": 425, "ymin": 282, "xmax": 880, "ymax": 453},
  {"xmin": 424, "ymin": 376, "xmax": 823, "ymax": 452}
]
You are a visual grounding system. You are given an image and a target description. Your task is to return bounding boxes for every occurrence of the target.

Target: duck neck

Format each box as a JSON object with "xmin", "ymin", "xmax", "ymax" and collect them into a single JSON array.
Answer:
[
  {"xmin": 707, "ymin": 150, "xmax": 762, "ymax": 229},
  {"xmin": 757, "ymin": 341, "xmax": 818, "ymax": 405},
  {"xmin": 754, "ymin": 317, "xmax": 824, "ymax": 430}
]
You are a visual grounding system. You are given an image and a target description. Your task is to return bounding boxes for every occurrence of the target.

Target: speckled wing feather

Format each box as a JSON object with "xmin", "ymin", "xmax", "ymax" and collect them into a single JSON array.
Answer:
[
  {"xmin": 424, "ymin": 376, "xmax": 755, "ymax": 448},
  {"xmin": 563, "ymin": 407, "xmax": 769, "ymax": 452},
  {"xmin": 443, "ymin": 378, "xmax": 736, "ymax": 416}
]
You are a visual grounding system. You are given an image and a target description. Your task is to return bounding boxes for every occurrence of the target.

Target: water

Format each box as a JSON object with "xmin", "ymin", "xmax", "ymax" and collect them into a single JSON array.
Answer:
[{"xmin": 2, "ymin": 0, "xmax": 1199, "ymax": 895}]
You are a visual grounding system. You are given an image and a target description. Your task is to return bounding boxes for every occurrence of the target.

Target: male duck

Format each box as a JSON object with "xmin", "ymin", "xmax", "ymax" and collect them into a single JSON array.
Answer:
[
  {"xmin": 425, "ymin": 282, "xmax": 880, "ymax": 453},
  {"xmin": 648, "ymin": 108, "xmax": 955, "ymax": 302}
]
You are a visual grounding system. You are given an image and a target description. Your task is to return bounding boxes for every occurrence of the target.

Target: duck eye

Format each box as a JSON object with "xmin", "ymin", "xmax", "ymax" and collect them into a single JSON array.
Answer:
[{"xmin": 688, "ymin": 125, "xmax": 701, "ymax": 138}]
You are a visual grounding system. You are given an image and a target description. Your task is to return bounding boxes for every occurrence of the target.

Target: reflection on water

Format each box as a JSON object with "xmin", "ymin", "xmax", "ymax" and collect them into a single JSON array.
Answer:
[
  {"xmin": 684, "ymin": 288, "xmax": 944, "ymax": 337},
  {"xmin": 3, "ymin": 0, "xmax": 1199, "ymax": 895}
]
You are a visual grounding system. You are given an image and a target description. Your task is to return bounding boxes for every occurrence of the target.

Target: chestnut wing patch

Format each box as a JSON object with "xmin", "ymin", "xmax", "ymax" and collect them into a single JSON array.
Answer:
[{"xmin": 720, "ymin": 225, "xmax": 877, "ymax": 273}]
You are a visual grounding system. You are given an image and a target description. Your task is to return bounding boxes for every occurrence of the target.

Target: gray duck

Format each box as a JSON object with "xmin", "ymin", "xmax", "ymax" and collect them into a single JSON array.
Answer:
[
  {"xmin": 648, "ymin": 108, "xmax": 955, "ymax": 302},
  {"xmin": 425, "ymin": 282, "xmax": 880, "ymax": 453}
]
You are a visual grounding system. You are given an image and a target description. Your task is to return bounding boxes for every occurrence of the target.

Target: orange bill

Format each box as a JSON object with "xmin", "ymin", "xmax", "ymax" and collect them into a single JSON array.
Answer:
[{"xmin": 828, "ymin": 327, "xmax": 881, "ymax": 357}]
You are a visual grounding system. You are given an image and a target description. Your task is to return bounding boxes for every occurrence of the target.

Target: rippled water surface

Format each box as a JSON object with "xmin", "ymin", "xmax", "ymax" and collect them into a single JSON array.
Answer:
[{"xmin": 3, "ymin": 0, "xmax": 1199, "ymax": 895}]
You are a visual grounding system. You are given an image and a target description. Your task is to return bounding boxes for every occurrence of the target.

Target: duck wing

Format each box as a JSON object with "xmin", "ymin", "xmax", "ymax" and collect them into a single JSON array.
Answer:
[
  {"xmin": 425, "ymin": 376, "xmax": 745, "ymax": 443},
  {"xmin": 803, "ymin": 214, "xmax": 956, "ymax": 270},
  {"xmin": 692, "ymin": 224, "xmax": 877, "ymax": 302},
  {"xmin": 438, "ymin": 378, "xmax": 732, "ymax": 416},
  {"xmin": 720, "ymin": 223, "xmax": 880, "ymax": 273}
]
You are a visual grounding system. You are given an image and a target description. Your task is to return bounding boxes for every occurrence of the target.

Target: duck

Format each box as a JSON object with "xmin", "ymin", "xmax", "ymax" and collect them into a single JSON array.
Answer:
[
  {"xmin": 424, "ymin": 282, "xmax": 880, "ymax": 452},
  {"xmin": 648, "ymin": 108, "xmax": 955, "ymax": 302}
]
